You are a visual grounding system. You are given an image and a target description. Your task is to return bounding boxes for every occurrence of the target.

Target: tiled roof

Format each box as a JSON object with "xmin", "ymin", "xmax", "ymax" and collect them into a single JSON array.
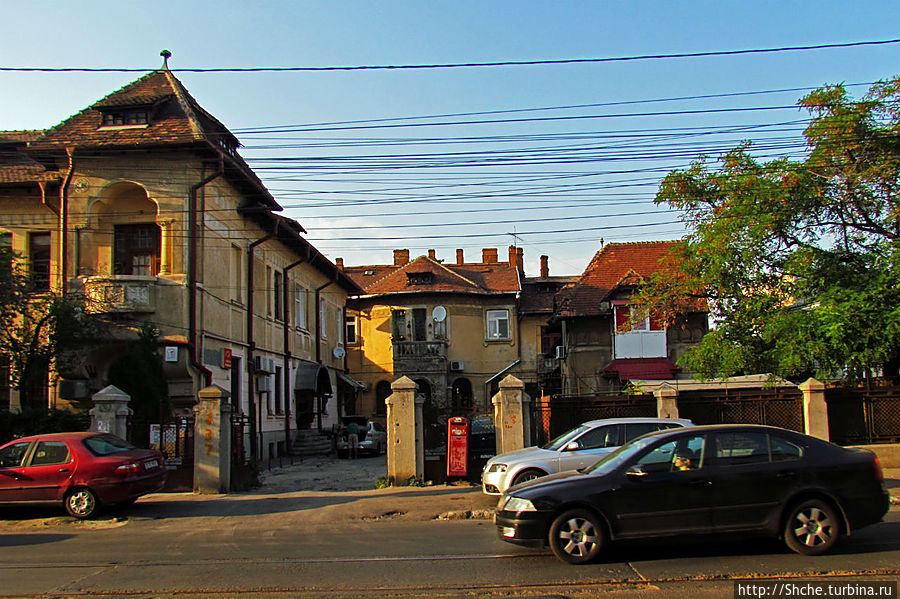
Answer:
[
  {"xmin": 0, "ymin": 130, "xmax": 45, "ymax": 143},
  {"xmin": 344, "ymin": 255, "xmax": 520, "ymax": 295},
  {"xmin": 559, "ymin": 241, "xmax": 681, "ymax": 316},
  {"xmin": 0, "ymin": 131, "xmax": 59, "ymax": 183},
  {"xmin": 0, "ymin": 164, "xmax": 60, "ymax": 184}
]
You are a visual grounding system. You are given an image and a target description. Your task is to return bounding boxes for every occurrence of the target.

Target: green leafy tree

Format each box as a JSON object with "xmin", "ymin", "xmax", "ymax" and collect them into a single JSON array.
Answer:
[
  {"xmin": 636, "ymin": 77, "xmax": 900, "ymax": 382},
  {"xmin": 0, "ymin": 247, "xmax": 101, "ymax": 410},
  {"xmin": 105, "ymin": 324, "xmax": 170, "ymax": 425}
]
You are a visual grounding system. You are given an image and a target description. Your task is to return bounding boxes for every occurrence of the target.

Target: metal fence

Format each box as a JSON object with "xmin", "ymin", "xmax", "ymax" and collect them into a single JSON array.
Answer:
[
  {"xmin": 531, "ymin": 394, "xmax": 657, "ymax": 447},
  {"xmin": 130, "ymin": 415, "xmax": 195, "ymax": 491},
  {"xmin": 676, "ymin": 387, "xmax": 804, "ymax": 432},
  {"xmin": 826, "ymin": 385, "xmax": 900, "ymax": 445}
]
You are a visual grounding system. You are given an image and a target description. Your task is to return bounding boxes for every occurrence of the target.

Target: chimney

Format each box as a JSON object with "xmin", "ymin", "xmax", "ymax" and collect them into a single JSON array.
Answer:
[
  {"xmin": 428, "ymin": 249, "xmax": 436, "ymax": 260},
  {"xmin": 393, "ymin": 249, "xmax": 410, "ymax": 266},
  {"xmin": 335, "ymin": 257, "xmax": 344, "ymax": 269},
  {"xmin": 482, "ymin": 248, "xmax": 498, "ymax": 263},
  {"xmin": 517, "ymin": 247, "xmax": 524, "ymax": 272},
  {"xmin": 508, "ymin": 245, "xmax": 518, "ymax": 269},
  {"xmin": 456, "ymin": 249, "xmax": 464, "ymax": 264},
  {"xmin": 540, "ymin": 255, "xmax": 549, "ymax": 278}
]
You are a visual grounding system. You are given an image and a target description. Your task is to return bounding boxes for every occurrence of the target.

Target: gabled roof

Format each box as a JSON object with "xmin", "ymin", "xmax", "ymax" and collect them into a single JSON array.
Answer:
[
  {"xmin": 344, "ymin": 255, "xmax": 520, "ymax": 296},
  {"xmin": 24, "ymin": 70, "xmax": 277, "ymax": 209},
  {"xmin": 0, "ymin": 130, "xmax": 60, "ymax": 184},
  {"xmin": 519, "ymin": 276, "xmax": 577, "ymax": 315},
  {"xmin": 558, "ymin": 241, "xmax": 681, "ymax": 317}
]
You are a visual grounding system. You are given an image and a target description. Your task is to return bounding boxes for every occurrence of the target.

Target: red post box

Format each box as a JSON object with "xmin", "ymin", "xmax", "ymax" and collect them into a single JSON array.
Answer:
[{"xmin": 447, "ymin": 416, "xmax": 469, "ymax": 478}]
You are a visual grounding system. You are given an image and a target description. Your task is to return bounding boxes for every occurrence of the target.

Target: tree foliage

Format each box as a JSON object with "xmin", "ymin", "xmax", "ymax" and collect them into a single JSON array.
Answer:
[
  {"xmin": 0, "ymin": 248, "xmax": 102, "ymax": 409},
  {"xmin": 636, "ymin": 77, "xmax": 900, "ymax": 381},
  {"xmin": 105, "ymin": 324, "xmax": 170, "ymax": 424}
]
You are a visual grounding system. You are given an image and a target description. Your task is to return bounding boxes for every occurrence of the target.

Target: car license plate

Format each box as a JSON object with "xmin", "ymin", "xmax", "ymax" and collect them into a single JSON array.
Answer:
[{"xmin": 144, "ymin": 459, "xmax": 159, "ymax": 470}]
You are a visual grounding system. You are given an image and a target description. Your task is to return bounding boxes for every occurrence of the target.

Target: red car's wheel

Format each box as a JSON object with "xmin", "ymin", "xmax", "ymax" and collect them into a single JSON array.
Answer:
[{"xmin": 65, "ymin": 487, "xmax": 99, "ymax": 519}]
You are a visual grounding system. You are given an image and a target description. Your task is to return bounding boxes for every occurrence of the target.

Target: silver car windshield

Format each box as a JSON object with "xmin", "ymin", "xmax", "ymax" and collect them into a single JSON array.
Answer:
[
  {"xmin": 541, "ymin": 425, "xmax": 590, "ymax": 450},
  {"xmin": 583, "ymin": 435, "xmax": 659, "ymax": 475}
]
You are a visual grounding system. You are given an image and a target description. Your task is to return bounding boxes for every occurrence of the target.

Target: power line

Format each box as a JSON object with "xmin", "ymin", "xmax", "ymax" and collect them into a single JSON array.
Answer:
[{"xmin": 3, "ymin": 40, "xmax": 897, "ymax": 72}]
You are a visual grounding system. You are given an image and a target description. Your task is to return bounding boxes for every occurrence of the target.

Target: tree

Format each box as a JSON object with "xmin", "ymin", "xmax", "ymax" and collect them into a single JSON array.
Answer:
[
  {"xmin": 636, "ymin": 77, "xmax": 900, "ymax": 382},
  {"xmin": 0, "ymin": 246, "xmax": 103, "ymax": 410},
  {"xmin": 105, "ymin": 324, "xmax": 170, "ymax": 426}
]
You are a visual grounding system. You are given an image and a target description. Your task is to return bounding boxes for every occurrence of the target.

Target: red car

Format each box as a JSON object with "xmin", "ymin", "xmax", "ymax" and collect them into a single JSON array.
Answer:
[{"xmin": 0, "ymin": 432, "xmax": 167, "ymax": 519}]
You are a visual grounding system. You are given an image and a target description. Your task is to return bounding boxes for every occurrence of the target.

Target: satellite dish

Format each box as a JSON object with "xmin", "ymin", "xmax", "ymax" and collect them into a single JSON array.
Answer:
[
  {"xmin": 333, "ymin": 346, "xmax": 346, "ymax": 359},
  {"xmin": 432, "ymin": 306, "xmax": 447, "ymax": 322}
]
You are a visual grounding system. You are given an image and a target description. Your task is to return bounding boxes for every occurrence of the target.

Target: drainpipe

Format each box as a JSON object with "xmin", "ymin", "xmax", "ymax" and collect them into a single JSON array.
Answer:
[
  {"xmin": 188, "ymin": 153, "xmax": 223, "ymax": 389},
  {"xmin": 58, "ymin": 147, "xmax": 75, "ymax": 293},
  {"xmin": 246, "ymin": 222, "xmax": 279, "ymax": 462},
  {"xmin": 282, "ymin": 256, "xmax": 306, "ymax": 455},
  {"xmin": 484, "ymin": 358, "xmax": 521, "ymax": 413}
]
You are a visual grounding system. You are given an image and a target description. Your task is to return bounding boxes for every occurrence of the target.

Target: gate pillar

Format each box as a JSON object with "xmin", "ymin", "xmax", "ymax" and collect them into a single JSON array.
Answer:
[
  {"xmin": 89, "ymin": 385, "xmax": 132, "ymax": 439},
  {"xmin": 386, "ymin": 376, "xmax": 424, "ymax": 484},
  {"xmin": 654, "ymin": 383, "xmax": 680, "ymax": 419},
  {"xmin": 799, "ymin": 378, "xmax": 829, "ymax": 441},
  {"xmin": 493, "ymin": 375, "xmax": 527, "ymax": 454},
  {"xmin": 193, "ymin": 385, "xmax": 233, "ymax": 493}
]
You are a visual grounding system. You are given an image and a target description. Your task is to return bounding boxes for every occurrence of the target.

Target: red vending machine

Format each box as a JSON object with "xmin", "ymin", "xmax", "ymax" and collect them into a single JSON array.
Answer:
[{"xmin": 447, "ymin": 417, "xmax": 469, "ymax": 478}]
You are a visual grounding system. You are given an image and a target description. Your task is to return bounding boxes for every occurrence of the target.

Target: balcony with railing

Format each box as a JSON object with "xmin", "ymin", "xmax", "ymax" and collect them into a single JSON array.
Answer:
[
  {"xmin": 393, "ymin": 340, "xmax": 448, "ymax": 374},
  {"xmin": 81, "ymin": 275, "xmax": 159, "ymax": 314}
]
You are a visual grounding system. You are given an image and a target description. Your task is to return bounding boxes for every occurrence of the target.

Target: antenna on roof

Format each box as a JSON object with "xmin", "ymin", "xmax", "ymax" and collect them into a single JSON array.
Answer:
[
  {"xmin": 160, "ymin": 49, "xmax": 172, "ymax": 69},
  {"xmin": 599, "ymin": 237, "xmax": 605, "ymax": 248}
]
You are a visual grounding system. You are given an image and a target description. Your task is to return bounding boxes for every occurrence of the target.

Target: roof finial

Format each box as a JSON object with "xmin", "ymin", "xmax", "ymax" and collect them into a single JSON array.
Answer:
[{"xmin": 160, "ymin": 49, "xmax": 172, "ymax": 69}]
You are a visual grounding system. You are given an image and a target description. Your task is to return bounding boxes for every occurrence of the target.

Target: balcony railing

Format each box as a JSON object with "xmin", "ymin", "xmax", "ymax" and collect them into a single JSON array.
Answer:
[
  {"xmin": 394, "ymin": 340, "xmax": 447, "ymax": 358},
  {"xmin": 82, "ymin": 276, "xmax": 158, "ymax": 314}
]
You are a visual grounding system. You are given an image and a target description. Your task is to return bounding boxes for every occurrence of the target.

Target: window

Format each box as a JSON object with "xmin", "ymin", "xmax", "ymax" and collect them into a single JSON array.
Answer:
[
  {"xmin": 576, "ymin": 425, "xmax": 620, "ymax": 450},
  {"xmin": 637, "ymin": 434, "xmax": 706, "ymax": 473},
  {"xmin": 274, "ymin": 271, "xmax": 283, "ymax": 321},
  {"xmin": 375, "ymin": 380, "xmax": 391, "ymax": 416},
  {"xmin": 101, "ymin": 109, "xmax": 148, "ymax": 127},
  {"xmin": 0, "ymin": 441, "xmax": 31, "ymax": 467},
  {"xmin": 274, "ymin": 366, "xmax": 283, "ymax": 414},
  {"xmin": 319, "ymin": 301, "xmax": 327, "ymax": 339},
  {"xmin": 486, "ymin": 309, "xmax": 510, "ymax": 340},
  {"xmin": 345, "ymin": 315, "xmax": 358, "ymax": 344},
  {"xmin": 30, "ymin": 441, "xmax": 70, "ymax": 466},
  {"xmin": 336, "ymin": 307, "xmax": 343, "ymax": 344},
  {"xmin": 266, "ymin": 266, "xmax": 273, "ymax": 316},
  {"xmin": 29, "ymin": 232, "xmax": 51, "ymax": 291},
  {"xmin": 114, "ymin": 224, "xmax": 160, "ymax": 276},
  {"xmin": 231, "ymin": 245, "xmax": 243, "ymax": 303},
  {"xmin": 406, "ymin": 271, "xmax": 433, "ymax": 285},
  {"xmin": 391, "ymin": 309, "xmax": 407, "ymax": 340},
  {"xmin": 412, "ymin": 308, "xmax": 427, "ymax": 341},
  {"xmin": 295, "ymin": 284, "xmax": 308, "ymax": 329},
  {"xmin": 771, "ymin": 436, "xmax": 803, "ymax": 462},
  {"xmin": 0, "ymin": 232, "xmax": 12, "ymax": 279},
  {"xmin": 613, "ymin": 305, "xmax": 666, "ymax": 359},
  {"xmin": 715, "ymin": 432, "xmax": 770, "ymax": 466}
]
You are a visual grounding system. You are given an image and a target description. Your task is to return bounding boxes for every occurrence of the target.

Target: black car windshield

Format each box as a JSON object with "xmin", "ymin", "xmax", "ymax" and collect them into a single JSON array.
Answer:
[
  {"xmin": 583, "ymin": 435, "xmax": 659, "ymax": 475},
  {"xmin": 83, "ymin": 434, "xmax": 137, "ymax": 456},
  {"xmin": 542, "ymin": 425, "xmax": 590, "ymax": 450}
]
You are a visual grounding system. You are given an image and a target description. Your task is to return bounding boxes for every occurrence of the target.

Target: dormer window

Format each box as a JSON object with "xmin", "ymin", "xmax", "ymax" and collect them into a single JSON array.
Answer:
[
  {"xmin": 406, "ymin": 272, "xmax": 433, "ymax": 286},
  {"xmin": 100, "ymin": 109, "xmax": 149, "ymax": 127}
]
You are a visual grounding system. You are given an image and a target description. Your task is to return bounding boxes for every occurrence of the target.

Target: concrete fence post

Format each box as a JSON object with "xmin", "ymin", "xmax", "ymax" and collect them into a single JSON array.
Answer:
[
  {"xmin": 386, "ymin": 376, "xmax": 423, "ymax": 484},
  {"xmin": 89, "ymin": 385, "xmax": 132, "ymax": 439},
  {"xmin": 654, "ymin": 383, "xmax": 680, "ymax": 420},
  {"xmin": 799, "ymin": 378, "xmax": 829, "ymax": 441},
  {"xmin": 193, "ymin": 385, "xmax": 233, "ymax": 494},
  {"xmin": 492, "ymin": 375, "xmax": 527, "ymax": 455}
]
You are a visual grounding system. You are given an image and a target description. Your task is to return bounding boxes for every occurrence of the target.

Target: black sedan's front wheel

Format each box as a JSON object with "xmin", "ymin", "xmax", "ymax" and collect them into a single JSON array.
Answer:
[
  {"xmin": 549, "ymin": 508, "xmax": 606, "ymax": 564},
  {"xmin": 784, "ymin": 499, "xmax": 839, "ymax": 555}
]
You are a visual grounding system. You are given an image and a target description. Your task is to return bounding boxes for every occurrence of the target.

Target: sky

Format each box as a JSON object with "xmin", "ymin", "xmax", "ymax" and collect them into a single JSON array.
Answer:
[{"xmin": 2, "ymin": 1, "xmax": 899, "ymax": 277}]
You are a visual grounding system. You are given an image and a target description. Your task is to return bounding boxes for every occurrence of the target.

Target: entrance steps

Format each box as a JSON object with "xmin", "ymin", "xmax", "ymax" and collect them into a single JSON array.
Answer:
[{"xmin": 291, "ymin": 429, "xmax": 333, "ymax": 456}]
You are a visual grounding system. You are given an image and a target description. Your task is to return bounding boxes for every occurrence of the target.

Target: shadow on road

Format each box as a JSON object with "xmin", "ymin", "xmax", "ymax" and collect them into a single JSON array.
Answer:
[{"xmin": 0, "ymin": 533, "xmax": 75, "ymax": 547}]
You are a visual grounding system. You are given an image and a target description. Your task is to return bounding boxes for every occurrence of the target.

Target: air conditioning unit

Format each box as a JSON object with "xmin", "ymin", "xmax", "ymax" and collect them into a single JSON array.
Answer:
[
  {"xmin": 254, "ymin": 355, "xmax": 275, "ymax": 374},
  {"xmin": 255, "ymin": 375, "xmax": 272, "ymax": 393},
  {"xmin": 554, "ymin": 346, "xmax": 567, "ymax": 360},
  {"xmin": 449, "ymin": 360, "xmax": 465, "ymax": 372}
]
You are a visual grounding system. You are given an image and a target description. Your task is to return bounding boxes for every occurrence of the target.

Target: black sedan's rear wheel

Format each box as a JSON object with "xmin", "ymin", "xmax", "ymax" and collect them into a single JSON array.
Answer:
[
  {"xmin": 784, "ymin": 499, "xmax": 839, "ymax": 555},
  {"xmin": 64, "ymin": 487, "xmax": 99, "ymax": 519},
  {"xmin": 549, "ymin": 509, "xmax": 606, "ymax": 564}
]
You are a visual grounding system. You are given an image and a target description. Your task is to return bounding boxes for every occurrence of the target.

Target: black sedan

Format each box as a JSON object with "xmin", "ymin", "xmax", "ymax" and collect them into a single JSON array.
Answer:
[{"xmin": 494, "ymin": 424, "xmax": 890, "ymax": 564}]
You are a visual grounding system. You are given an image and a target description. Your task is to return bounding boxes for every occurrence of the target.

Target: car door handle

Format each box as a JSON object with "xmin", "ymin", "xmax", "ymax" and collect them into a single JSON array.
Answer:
[
  {"xmin": 776, "ymin": 471, "xmax": 796, "ymax": 478},
  {"xmin": 58, "ymin": 468, "xmax": 70, "ymax": 473}
]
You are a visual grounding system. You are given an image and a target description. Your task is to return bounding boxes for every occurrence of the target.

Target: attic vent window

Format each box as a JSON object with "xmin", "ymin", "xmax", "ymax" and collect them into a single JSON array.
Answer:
[
  {"xmin": 101, "ymin": 110, "xmax": 149, "ymax": 127},
  {"xmin": 363, "ymin": 270, "xmax": 375, "ymax": 276},
  {"xmin": 406, "ymin": 272, "xmax": 433, "ymax": 286},
  {"xmin": 217, "ymin": 139, "xmax": 238, "ymax": 157}
]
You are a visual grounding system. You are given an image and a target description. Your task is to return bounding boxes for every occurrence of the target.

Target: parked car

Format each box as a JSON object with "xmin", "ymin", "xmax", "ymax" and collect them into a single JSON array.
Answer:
[
  {"xmin": 0, "ymin": 432, "xmax": 167, "ymax": 519},
  {"xmin": 336, "ymin": 416, "xmax": 387, "ymax": 457},
  {"xmin": 494, "ymin": 424, "xmax": 890, "ymax": 564},
  {"xmin": 468, "ymin": 415, "xmax": 497, "ymax": 475},
  {"xmin": 482, "ymin": 417, "xmax": 693, "ymax": 495}
]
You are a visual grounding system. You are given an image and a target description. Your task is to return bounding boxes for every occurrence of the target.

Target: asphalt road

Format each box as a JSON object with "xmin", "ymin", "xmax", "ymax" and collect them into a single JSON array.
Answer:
[{"xmin": 0, "ymin": 497, "xmax": 897, "ymax": 598}]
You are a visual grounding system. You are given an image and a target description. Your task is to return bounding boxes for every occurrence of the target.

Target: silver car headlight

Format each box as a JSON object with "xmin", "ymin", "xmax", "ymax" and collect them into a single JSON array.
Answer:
[
  {"xmin": 499, "ymin": 495, "xmax": 537, "ymax": 513},
  {"xmin": 488, "ymin": 463, "xmax": 508, "ymax": 473}
]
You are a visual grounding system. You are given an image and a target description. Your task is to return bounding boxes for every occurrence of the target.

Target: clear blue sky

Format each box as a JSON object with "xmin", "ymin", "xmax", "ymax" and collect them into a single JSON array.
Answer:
[{"xmin": 3, "ymin": 1, "xmax": 898, "ymax": 275}]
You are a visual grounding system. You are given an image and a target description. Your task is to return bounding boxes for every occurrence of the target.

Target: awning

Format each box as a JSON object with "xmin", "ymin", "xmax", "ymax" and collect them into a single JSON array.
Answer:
[
  {"xmin": 294, "ymin": 360, "xmax": 333, "ymax": 396},
  {"xmin": 337, "ymin": 371, "xmax": 366, "ymax": 390},
  {"xmin": 603, "ymin": 358, "xmax": 679, "ymax": 381}
]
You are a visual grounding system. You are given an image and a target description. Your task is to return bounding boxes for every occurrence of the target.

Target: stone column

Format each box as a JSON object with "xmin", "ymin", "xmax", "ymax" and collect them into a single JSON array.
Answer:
[
  {"xmin": 386, "ymin": 376, "xmax": 423, "ymax": 485},
  {"xmin": 799, "ymin": 378, "xmax": 830, "ymax": 441},
  {"xmin": 193, "ymin": 385, "xmax": 234, "ymax": 494},
  {"xmin": 89, "ymin": 385, "xmax": 132, "ymax": 438},
  {"xmin": 654, "ymin": 383, "xmax": 680, "ymax": 420},
  {"xmin": 158, "ymin": 218, "xmax": 175, "ymax": 276},
  {"xmin": 492, "ymin": 375, "xmax": 527, "ymax": 455}
]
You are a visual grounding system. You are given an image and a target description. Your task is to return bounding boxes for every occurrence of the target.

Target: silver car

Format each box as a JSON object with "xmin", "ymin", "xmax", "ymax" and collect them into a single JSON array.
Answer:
[{"xmin": 481, "ymin": 417, "xmax": 693, "ymax": 495}]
